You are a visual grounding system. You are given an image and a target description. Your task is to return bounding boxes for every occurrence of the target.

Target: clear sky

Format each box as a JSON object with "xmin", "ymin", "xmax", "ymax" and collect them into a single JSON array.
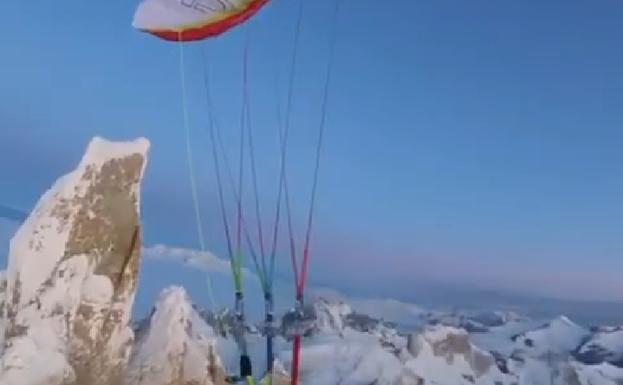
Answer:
[{"xmin": 1, "ymin": 0, "xmax": 622, "ymax": 314}]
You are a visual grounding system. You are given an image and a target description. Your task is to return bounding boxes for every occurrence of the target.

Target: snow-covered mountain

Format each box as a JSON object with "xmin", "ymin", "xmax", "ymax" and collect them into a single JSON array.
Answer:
[
  {"xmin": 404, "ymin": 326, "xmax": 513, "ymax": 385},
  {"xmin": 512, "ymin": 316, "xmax": 590, "ymax": 357},
  {"xmin": 1, "ymin": 135, "xmax": 623, "ymax": 385},
  {"xmin": 126, "ymin": 286, "xmax": 227, "ymax": 385},
  {"xmin": 576, "ymin": 326, "xmax": 623, "ymax": 367},
  {"xmin": 124, "ymin": 290, "xmax": 623, "ymax": 385},
  {"xmin": 0, "ymin": 136, "xmax": 149, "ymax": 385}
]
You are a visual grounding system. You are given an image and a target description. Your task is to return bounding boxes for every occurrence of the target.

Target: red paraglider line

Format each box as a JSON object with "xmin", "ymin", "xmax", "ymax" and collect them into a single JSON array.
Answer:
[
  {"xmin": 291, "ymin": 336, "xmax": 302, "ymax": 385},
  {"xmin": 286, "ymin": 2, "xmax": 305, "ymax": 385},
  {"xmin": 290, "ymin": 0, "xmax": 341, "ymax": 384},
  {"xmin": 269, "ymin": 0, "xmax": 304, "ymax": 293},
  {"xmin": 147, "ymin": 0, "xmax": 270, "ymax": 42}
]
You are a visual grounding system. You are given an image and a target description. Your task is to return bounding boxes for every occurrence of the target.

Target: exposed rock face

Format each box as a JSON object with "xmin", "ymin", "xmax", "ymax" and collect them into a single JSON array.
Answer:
[
  {"xmin": 126, "ymin": 286, "xmax": 227, "ymax": 385},
  {"xmin": 314, "ymin": 298, "xmax": 352, "ymax": 333},
  {"xmin": 404, "ymin": 326, "xmax": 511, "ymax": 385},
  {"xmin": 428, "ymin": 328, "xmax": 493, "ymax": 375},
  {"xmin": 0, "ymin": 137, "xmax": 149, "ymax": 385}
]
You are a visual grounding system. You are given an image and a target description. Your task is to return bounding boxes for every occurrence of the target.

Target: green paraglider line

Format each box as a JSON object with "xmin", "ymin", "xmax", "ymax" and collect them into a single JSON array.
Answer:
[
  {"xmin": 200, "ymin": 33, "xmax": 258, "ymax": 385},
  {"xmin": 246, "ymin": 82, "xmax": 269, "ymax": 284},
  {"xmin": 202, "ymin": 58, "xmax": 269, "ymax": 295},
  {"xmin": 203, "ymin": 63, "xmax": 235, "ymax": 271},
  {"xmin": 177, "ymin": 32, "xmax": 218, "ymax": 312},
  {"xmin": 176, "ymin": 2, "xmax": 340, "ymax": 384},
  {"xmin": 233, "ymin": 28, "xmax": 250, "ymax": 295},
  {"xmin": 200, "ymin": 38, "xmax": 249, "ymax": 295},
  {"xmin": 138, "ymin": 3, "xmax": 284, "ymax": 384}
]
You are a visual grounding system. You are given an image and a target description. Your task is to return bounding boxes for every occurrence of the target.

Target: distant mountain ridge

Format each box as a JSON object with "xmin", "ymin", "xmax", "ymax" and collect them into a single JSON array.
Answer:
[{"xmin": 130, "ymin": 287, "xmax": 623, "ymax": 385}]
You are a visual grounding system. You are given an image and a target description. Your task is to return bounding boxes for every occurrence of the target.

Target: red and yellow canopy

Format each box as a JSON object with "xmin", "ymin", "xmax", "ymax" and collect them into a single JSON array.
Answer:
[{"xmin": 133, "ymin": 0, "xmax": 269, "ymax": 42}]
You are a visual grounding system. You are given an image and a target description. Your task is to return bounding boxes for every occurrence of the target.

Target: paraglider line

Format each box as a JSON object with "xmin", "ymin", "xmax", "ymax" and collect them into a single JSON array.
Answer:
[
  {"xmin": 290, "ymin": 1, "xmax": 342, "ymax": 385},
  {"xmin": 178, "ymin": 33, "xmax": 217, "ymax": 310},
  {"xmin": 300, "ymin": 0, "xmax": 342, "ymax": 296},
  {"xmin": 270, "ymin": 0, "xmax": 305, "ymax": 290},
  {"xmin": 200, "ymin": 45, "xmax": 235, "ymax": 273},
  {"xmin": 234, "ymin": 30, "xmax": 253, "ymax": 293},
  {"xmin": 247, "ymin": 91, "xmax": 267, "ymax": 274}
]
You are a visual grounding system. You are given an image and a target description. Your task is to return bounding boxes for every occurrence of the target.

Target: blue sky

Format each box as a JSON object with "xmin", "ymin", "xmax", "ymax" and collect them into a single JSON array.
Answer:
[{"xmin": 1, "ymin": 0, "xmax": 623, "ymax": 315}]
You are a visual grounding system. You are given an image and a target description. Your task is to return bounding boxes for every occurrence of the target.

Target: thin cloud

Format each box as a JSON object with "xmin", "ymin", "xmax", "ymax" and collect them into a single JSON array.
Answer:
[{"xmin": 142, "ymin": 244, "xmax": 259, "ymax": 283}]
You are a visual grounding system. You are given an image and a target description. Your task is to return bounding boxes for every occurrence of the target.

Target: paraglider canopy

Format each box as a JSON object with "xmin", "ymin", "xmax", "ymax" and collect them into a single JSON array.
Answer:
[{"xmin": 133, "ymin": 0, "xmax": 270, "ymax": 41}]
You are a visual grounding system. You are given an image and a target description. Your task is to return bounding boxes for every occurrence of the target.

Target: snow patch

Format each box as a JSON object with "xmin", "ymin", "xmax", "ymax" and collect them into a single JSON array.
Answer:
[{"xmin": 515, "ymin": 316, "xmax": 589, "ymax": 356}]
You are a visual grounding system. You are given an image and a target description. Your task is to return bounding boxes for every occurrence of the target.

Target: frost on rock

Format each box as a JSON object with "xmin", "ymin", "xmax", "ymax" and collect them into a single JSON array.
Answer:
[
  {"xmin": 0, "ymin": 136, "xmax": 150, "ymax": 385},
  {"xmin": 126, "ymin": 286, "xmax": 227, "ymax": 385}
]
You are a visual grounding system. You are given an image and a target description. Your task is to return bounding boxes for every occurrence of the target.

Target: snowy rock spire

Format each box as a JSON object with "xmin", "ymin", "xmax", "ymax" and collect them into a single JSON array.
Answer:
[{"xmin": 0, "ymin": 136, "xmax": 150, "ymax": 385}]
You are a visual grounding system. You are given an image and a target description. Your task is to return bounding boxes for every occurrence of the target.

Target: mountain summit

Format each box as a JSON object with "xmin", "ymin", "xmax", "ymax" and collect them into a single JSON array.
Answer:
[{"xmin": 0, "ymin": 137, "xmax": 149, "ymax": 385}]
